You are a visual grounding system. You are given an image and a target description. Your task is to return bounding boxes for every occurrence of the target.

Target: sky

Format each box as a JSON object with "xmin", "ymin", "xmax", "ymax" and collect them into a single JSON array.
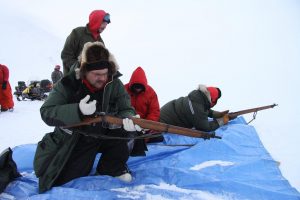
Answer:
[{"xmin": 1, "ymin": 0, "xmax": 300, "ymax": 192}]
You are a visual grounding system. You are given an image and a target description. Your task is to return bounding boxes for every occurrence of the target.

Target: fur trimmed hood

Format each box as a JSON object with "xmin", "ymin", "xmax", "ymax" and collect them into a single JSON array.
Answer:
[{"xmin": 197, "ymin": 84, "xmax": 211, "ymax": 104}]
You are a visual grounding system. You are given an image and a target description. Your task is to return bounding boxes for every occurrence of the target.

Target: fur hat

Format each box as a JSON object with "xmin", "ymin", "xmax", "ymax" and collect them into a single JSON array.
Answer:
[{"xmin": 78, "ymin": 41, "xmax": 119, "ymax": 79}]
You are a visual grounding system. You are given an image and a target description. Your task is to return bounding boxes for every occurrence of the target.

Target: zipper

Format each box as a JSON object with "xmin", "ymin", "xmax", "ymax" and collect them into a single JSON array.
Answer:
[{"xmin": 101, "ymin": 75, "xmax": 114, "ymax": 112}]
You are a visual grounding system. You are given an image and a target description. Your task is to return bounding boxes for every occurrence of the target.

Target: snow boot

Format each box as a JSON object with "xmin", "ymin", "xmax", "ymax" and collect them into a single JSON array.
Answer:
[{"xmin": 116, "ymin": 172, "xmax": 132, "ymax": 182}]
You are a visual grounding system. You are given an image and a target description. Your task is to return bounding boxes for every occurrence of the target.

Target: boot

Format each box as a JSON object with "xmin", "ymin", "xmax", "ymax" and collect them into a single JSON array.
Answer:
[{"xmin": 116, "ymin": 172, "xmax": 132, "ymax": 182}]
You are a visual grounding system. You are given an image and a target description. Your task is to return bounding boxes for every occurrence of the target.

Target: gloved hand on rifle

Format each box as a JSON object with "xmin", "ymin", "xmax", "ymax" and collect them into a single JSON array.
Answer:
[
  {"xmin": 79, "ymin": 95, "xmax": 97, "ymax": 115},
  {"xmin": 123, "ymin": 115, "xmax": 142, "ymax": 132},
  {"xmin": 2, "ymin": 81, "xmax": 7, "ymax": 90},
  {"xmin": 216, "ymin": 114, "xmax": 229, "ymax": 126},
  {"xmin": 214, "ymin": 110, "xmax": 236, "ymax": 123}
]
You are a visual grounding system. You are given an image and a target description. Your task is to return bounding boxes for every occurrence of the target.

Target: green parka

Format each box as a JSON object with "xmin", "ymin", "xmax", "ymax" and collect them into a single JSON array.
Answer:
[
  {"xmin": 160, "ymin": 87, "xmax": 222, "ymax": 132},
  {"xmin": 33, "ymin": 70, "xmax": 135, "ymax": 193},
  {"xmin": 61, "ymin": 25, "xmax": 105, "ymax": 75}
]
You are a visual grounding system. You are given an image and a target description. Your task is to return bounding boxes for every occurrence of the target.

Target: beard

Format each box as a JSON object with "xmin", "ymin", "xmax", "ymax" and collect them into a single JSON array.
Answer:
[{"xmin": 92, "ymin": 80, "xmax": 107, "ymax": 90}]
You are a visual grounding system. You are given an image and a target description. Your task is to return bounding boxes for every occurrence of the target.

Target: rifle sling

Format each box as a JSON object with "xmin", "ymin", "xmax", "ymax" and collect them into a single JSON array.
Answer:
[{"xmin": 74, "ymin": 129, "xmax": 163, "ymax": 140}]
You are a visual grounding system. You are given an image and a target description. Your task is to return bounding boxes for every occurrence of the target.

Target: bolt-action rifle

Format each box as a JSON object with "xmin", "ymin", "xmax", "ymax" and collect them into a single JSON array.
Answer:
[
  {"xmin": 64, "ymin": 113, "xmax": 221, "ymax": 140},
  {"xmin": 228, "ymin": 103, "xmax": 278, "ymax": 123}
]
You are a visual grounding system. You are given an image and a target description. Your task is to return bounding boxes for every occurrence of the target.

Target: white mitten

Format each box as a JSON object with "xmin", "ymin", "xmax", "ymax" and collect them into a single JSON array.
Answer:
[
  {"xmin": 122, "ymin": 118, "xmax": 142, "ymax": 132},
  {"xmin": 79, "ymin": 95, "xmax": 97, "ymax": 115}
]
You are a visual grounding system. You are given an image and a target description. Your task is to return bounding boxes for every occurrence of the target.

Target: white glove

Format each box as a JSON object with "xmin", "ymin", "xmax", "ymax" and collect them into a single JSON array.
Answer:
[
  {"xmin": 122, "ymin": 117, "xmax": 142, "ymax": 132},
  {"xmin": 79, "ymin": 95, "xmax": 97, "ymax": 115}
]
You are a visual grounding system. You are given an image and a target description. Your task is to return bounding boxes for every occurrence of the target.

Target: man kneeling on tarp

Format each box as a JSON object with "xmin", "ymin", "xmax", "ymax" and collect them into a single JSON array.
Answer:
[{"xmin": 34, "ymin": 42, "xmax": 142, "ymax": 193}]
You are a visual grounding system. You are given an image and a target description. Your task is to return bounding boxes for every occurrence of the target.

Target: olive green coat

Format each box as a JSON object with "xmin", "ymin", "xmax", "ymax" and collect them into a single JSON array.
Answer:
[
  {"xmin": 61, "ymin": 25, "xmax": 105, "ymax": 76},
  {"xmin": 33, "ymin": 70, "xmax": 135, "ymax": 193},
  {"xmin": 160, "ymin": 89, "xmax": 221, "ymax": 132}
]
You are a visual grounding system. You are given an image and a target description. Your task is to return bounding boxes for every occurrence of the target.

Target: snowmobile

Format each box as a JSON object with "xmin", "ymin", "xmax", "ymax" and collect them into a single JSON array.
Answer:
[
  {"xmin": 40, "ymin": 79, "xmax": 52, "ymax": 93},
  {"xmin": 13, "ymin": 81, "xmax": 27, "ymax": 101},
  {"xmin": 14, "ymin": 80, "xmax": 52, "ymax": 101}
]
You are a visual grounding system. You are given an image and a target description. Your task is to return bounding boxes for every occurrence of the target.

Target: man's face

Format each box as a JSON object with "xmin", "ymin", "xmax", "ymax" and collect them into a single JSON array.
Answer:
[
  {"xmin": 98, "ymin": 22, "xmax": 108, "ymax": 33},
  {"xmin": 86, "ymin": 68, "xmax": 109, "ymax": 89}
]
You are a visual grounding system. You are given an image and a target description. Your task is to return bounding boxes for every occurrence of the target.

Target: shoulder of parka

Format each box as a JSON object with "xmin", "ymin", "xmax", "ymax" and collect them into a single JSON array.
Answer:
[
  {"xmin": 188, "ymin": 90, "xmax": 210, "ymax": 108},
  {"xmin": 72, "ymin": 26, "xmax": 90, "ymax": 36}
]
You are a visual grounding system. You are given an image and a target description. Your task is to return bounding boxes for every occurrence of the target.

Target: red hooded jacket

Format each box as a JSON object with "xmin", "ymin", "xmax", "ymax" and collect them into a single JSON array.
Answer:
[
  {"xmin": 125, "ymin": 67, "xmax": 160, "ymax": 121},
  {"xmin": 0, "ymin": 64, "xmax": 14, "ymax": 110},
  {"xmin": 88, "ymin": 10, "xmax": 107, "ymax": 40},
  {"xmin": 0, "ymin": 64, "xmax": 9, "ymax": 84}
]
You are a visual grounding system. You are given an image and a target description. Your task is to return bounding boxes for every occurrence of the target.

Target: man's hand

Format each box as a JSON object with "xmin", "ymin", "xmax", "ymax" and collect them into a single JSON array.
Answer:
[
  {"xmin": 123, "ymin": 118, "xmax": 142, "ymax": 132},
  {"xmin": 2, "ymin": 81, "xmax": 7, "ymax": 90},
  {"xmin": 79, "ymin": 95, "xmax": 96, "ymax": 115},
  {"xmin": 216, "ymin": 114, "xmax": 229, "ymax": 126}
]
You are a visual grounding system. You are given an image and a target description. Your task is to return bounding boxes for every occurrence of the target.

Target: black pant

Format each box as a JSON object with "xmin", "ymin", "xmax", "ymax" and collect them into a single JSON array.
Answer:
[{"xmin": 54, "ymin": 128, "xmax": 129, "ymax": 186}]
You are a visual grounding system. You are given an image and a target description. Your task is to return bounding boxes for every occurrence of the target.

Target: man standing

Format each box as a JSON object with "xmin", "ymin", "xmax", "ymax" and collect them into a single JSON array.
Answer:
[
  {"xmin": 61, "ymin": 10, "xmax": 110, "ymax": 76},
  {"xmin": 0, "ymin": 64, "xmax": 14, "ymax": 112},
  {"xmin": 34, "ymin": 42, "xmax": 141, "ymax": 193},
  {"xmin": 51, "ymin": 64, "xmax": 63, "ymax": 84},
  {"xmin": 160, "ymin": 84, "xmax": 231, "ymax": 132}
]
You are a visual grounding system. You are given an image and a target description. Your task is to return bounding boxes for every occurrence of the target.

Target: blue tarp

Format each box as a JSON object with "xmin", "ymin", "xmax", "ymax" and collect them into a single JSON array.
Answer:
[{"xmin": 1, "ymin": 117, "xmax": 300, "ymax": 199}]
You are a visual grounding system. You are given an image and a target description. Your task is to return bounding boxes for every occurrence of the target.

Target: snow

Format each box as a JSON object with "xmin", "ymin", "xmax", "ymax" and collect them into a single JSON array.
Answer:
[
  {"xmin": 1, "ymin": 0, "xmax": 300, "ymax": 194},
  {"xmin": 0, "ymin": 100, "xmax": 50, "ymax": 148},
  {"xmin": 190, "ymin": 160, "xmax": 235, "ymax": 171},
  {"xmin": 111, "ymin": 183, "xmax": 236, "ymax": 200}
]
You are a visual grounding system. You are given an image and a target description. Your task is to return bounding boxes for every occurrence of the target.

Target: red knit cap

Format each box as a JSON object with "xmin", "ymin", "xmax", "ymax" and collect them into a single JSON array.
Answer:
[{"xmin": 207, "ymin": 87, "xmax": 221, "ymax": 107}]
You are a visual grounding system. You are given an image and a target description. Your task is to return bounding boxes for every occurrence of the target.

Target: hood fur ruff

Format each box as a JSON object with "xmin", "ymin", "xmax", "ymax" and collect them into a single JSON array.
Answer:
[{"xmin": 197, "ymin": 84, "xmax": 211, "ymax": 104}]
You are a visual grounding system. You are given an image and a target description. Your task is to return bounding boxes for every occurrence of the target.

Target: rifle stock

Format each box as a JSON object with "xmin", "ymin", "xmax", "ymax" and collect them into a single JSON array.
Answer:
[
  {"xmin": 64, "ymin": 114, "xmax": 221, "ymax": 140},
  {"xmin": 228, "ymin": 103, "xmax": 278, "ymax": 119}
]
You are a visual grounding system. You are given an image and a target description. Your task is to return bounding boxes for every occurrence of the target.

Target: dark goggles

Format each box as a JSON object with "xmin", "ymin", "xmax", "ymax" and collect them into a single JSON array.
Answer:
[{"xmin": 103, "ymin": 14, "xmax": 111, "ymax": 24}]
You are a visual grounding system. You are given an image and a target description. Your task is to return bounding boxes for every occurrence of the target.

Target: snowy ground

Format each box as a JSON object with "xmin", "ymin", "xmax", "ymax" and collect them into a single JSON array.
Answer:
[{"xmin": 0, "ymin": 97, "xmax": 51, "ymax": 150}]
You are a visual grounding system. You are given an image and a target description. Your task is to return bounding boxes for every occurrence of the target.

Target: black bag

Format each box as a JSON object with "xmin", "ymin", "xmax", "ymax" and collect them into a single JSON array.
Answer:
[{"xmin": 0, "ymin": 147, "xmax": 21, "ymax": 193}]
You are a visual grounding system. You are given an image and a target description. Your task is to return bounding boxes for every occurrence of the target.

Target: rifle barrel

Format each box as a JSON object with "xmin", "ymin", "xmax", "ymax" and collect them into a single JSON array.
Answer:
[{"xmin": 229, "ymin": 103, "xmax": 278, "ymax": 118}]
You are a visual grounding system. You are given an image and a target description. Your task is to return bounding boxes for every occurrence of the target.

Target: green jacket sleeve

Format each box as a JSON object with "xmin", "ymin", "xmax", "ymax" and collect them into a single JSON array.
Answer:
[{"xmin": 40, "ymin": 82, "xmax": 82, "ymax": 126}]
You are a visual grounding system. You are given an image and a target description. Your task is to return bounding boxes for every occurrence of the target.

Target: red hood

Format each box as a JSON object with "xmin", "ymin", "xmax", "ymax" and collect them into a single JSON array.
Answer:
[
  {"xmin": 0, "ymin": 64, "xmax": 9, "ymax": 83},
  {"xmin": 88, "ymin": 10, "xmax": 107, "ymax": 40},
  {"xmin": 128, "ymin": 67, "xmax": 148, "ymax": 89}
]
